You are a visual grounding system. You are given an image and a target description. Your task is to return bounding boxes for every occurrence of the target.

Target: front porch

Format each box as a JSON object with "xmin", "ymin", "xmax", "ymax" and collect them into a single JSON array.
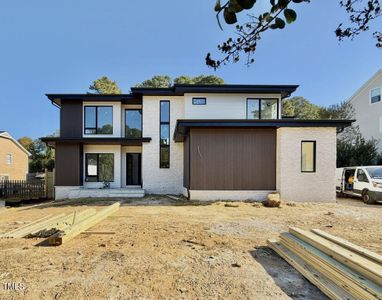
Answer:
[{"xmin": 57, "ymin": 187, "xmax": 145, "ymax": 200}]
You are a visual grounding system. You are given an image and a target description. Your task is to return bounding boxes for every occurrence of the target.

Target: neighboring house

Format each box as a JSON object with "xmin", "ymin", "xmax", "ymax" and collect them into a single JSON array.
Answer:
[
  {"xmin": 0, "ymin": 131, "xmax": 31, "ymax": 180},
  {"xmin": 348, "ymin": 69, "xmax": 382, "ymax": 148},
  {"xmin": 41, "ymin": 84, "xmax": 351, "ymax": 202}
]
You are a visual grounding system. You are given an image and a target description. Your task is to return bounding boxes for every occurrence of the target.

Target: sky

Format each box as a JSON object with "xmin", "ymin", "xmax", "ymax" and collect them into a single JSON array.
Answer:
[{"xmin": 0, "ymin": 1, "xmax": 381, "ymax": 139}]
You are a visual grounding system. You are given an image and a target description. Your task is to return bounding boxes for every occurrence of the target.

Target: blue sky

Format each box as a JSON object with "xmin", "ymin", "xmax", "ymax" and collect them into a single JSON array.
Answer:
[{"xmin": 0, "ymin": 1, "xmax": 381, "ymax": 139}]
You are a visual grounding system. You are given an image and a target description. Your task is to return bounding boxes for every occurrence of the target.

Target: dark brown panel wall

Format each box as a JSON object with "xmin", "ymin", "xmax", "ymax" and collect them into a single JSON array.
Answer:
[
  {"xmin": 55, "ymin": 143, "xmax": 81, "ymax": 186},
  {"xmin": 189, "ymin": 128, "xmax": 276, "ymax": 190},
  {"xmin": 183, "ymin": 136, "xmax": 190, "ymax": 188},
  {"xmin": 60, "ymin": 99, "xmax": 83, "ymax": 138}
]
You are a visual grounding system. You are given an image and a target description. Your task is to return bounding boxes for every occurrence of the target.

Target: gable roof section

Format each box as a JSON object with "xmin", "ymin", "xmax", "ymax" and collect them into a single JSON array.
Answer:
[
  {"xmin": 348, "ymin": 69, "xmax": 382, "ymax": 103},
  {"xmin": 0, "ymin": 131, "xmax": 31, "ymax": 156}
]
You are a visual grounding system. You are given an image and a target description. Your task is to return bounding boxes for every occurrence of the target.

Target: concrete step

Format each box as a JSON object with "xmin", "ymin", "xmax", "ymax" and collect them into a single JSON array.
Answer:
[{"xmin": 68, "ymin": 188, "xmax": 145, "ymax": 199}]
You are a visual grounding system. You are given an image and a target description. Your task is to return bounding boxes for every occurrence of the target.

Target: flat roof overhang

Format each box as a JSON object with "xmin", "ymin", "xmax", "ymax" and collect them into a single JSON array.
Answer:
[
  {"xmin": 173, "ymin": 119, "xmax": 354, "ymax": 142},
  {"xmin": 46, "ymin": 94, "xmax": 142, "ymax": 107},
  {"xmin": 41, "ymin": 137, "xmax": 151, "ymax": 147}
]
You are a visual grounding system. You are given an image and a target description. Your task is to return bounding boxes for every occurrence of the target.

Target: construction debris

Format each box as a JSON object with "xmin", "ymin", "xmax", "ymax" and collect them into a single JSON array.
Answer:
[
  {"xmin": 0, "ymin": 203, "xmax": 119, "ymax": 246},
  {"xmin": 263, "ymin": 193, "xmax": 281, "ymax": 207},
  {"xmin": 268, "ymin": 227, "xmax": 382, "ymax": 300}
]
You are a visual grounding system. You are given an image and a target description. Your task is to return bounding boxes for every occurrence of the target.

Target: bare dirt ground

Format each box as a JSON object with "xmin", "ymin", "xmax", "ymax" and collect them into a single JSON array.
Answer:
[{"xmin": 0, "ymin": 196, "xmax": 381, "ymax": 300}]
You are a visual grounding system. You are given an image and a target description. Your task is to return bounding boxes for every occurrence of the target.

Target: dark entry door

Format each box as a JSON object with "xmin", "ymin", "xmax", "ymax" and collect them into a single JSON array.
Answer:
[{"xmin": 126, "ymin": 153, "xmax": 141, "ymax": 186}]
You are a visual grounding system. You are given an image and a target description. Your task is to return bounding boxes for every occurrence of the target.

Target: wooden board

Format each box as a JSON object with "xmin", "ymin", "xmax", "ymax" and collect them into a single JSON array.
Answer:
[
  {"xmin": 48, "ymin": 202, "xmax": 120, "ymax": 246},
  {"xmin": 280, "ymin": 233, "xmax": 382, "ymax": 300},
  {"xmin": 268, "ymin": 239, "xmax": 357, "ymax": 300},
  {"xmin": 0, "ymin": 215, "xmax": 52, "ymax": 238},
  {"xmin": 311, "ymin": 229, "xmax": 382, "ymax": 264},
  {"xmin": 289, "ymin": 227, "xmax": 382, "ymax": 286}
]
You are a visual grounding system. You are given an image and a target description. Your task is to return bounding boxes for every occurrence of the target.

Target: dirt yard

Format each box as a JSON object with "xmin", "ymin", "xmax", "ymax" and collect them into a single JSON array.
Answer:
[{"xmin": 0, "ymin": 196, "xmax": 381, "ymax": 300}]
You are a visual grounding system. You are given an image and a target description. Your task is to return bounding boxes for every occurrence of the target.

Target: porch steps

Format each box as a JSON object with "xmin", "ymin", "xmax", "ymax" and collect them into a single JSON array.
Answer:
[{"xmin": 68, "ymin": 188, "xmax": 145, "ymax": 199}]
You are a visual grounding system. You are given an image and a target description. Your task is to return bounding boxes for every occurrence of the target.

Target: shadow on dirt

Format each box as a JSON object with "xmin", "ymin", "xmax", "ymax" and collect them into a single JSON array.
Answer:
[{"xmin": 250, "ymin": 247, "xmax": 328, "ymax": 300}]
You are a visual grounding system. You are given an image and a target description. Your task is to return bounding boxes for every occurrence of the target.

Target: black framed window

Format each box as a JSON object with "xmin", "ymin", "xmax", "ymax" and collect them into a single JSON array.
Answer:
[
  {"xmin": 125, "ymin": 109, "xmax": 142, "ymax": 138},
  {"xmin": 85, "ymin": 153, "xmax": 114, "ymax": 182},
  {"xmin": 301, "ymin": 141, "xmax": 316, "ymax": 173},
  {"xmin": 84, "ymin": 106, "xmax": 113, "ymax": 135},
  {"xmin": 246, "ymin": 98, "xmax": 278, "ymax": 119},
  {"xmin": 160, "ymin": 101, "xmax": 170, "ymax": 168},
  {"xmin": 192, "ymin": 97, "xmax": 207, "ymax": 105}
]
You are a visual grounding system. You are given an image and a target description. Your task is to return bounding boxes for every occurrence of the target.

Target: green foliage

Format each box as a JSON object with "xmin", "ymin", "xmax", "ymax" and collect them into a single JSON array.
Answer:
[
  {"xmin": 89, "ymin": 76, "xmax": 122, "ymax": 94},
  {"xmin": 282, "ymin": 97, "xmax": 322, "ymax": 119},
  {"xmin": 337, "ymin": 137, "xmax": 380, "ymax": 167},
  {"xmin": 136, "ymin": 75, "xmax": 225, "ymax": 88},
  {"xmin": 18, "ymin": 137, "xmax": 55, "ymax": 172}
]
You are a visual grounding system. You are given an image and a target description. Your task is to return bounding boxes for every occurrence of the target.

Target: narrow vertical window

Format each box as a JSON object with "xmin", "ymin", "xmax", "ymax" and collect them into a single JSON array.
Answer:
[
  {"xmin": 6, "ymin": 154, "xmax": 13, "ymax": 165},
  {"xmin": 160, "ymin": 101, "xmax": 170, "ymax": 168},
  {"xmin": 301, "ymin": 141, "xmax": 316, "ymax": 173}
]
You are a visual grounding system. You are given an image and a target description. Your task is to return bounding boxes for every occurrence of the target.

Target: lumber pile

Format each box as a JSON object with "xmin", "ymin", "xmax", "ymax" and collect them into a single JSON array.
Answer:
[
  {"xmin": 268, "ymin": 227, "xmax": 382, "ymax": 300},
  {"xmin": 0, "ymin": 202, "xmax": 120, "ymax": 246}
]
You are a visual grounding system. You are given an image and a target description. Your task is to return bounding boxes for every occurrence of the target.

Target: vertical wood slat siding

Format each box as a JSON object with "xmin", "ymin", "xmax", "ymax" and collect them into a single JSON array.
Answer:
[
  {"xmin": 60, "ymin": 100, "xmax": 83, "ymax": 138},
  {"xmin": 189, "ymin": 128, "xmax": 276, "ymax": 190},
  {"xmin": 55, "ymin": 143, "xmax": 81, "ymax": 186},
  {"xmin": 183, "ymin": 136, "xmax": 190, "ymax": 188}
]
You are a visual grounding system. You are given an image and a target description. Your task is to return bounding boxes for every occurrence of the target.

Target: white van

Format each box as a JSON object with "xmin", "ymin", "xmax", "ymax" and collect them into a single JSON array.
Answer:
[{"xmin": 336, "ymin": 166, "xmax": 382, "ymax": 204}]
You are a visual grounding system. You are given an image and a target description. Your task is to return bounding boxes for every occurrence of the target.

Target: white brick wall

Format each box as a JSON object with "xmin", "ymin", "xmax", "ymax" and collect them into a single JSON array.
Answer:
[
  {"xmin": 142, "ymin": 96, "xmax": 184, "ymax": 194},
  {"xmin": 276, "ymin": 127, "xmax": 337, "ymax": 202}
]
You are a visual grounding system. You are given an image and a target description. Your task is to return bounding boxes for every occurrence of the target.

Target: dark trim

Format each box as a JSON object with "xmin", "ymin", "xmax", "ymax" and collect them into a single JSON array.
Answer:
[
  {"xmin": 192, "ymin": 97, "xmax": 207, "ymax": 105},
  {"xmin": 301, "ymin": 141, "xmax": 316, "ymax": 173},
  {"xmin": 160, "ymin": 100, "xmax": 170, "ymax": 168},
  {"xmin": 174, "ymin": 119, "xmax": 354, "ymax": 142},
  {"xmin": 124, "ymin": 108, "xmax": 143, "ymax": 138},
  {"xmin": 46, "ymin": 94, "xmax": 141, "ymax": 107},
  {"xmin": 41, "ymin": 137, "xmax": 151, "ymax": 148},
  {"xmin": 84, "ymin": 105, "xmax": 113, "ymax": 135},
  {"xmin": 85, "ymin": 153, "xmax": 115, "ymax": 183},
  {"xmin": 246, "ymin": 98, "xmax": 279, "ymax": 120}
]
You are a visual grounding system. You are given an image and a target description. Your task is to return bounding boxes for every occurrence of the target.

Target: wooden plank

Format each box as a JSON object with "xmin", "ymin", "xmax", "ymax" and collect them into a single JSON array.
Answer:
[
  {"xmin": 81, "ymin": 231, "xmax": 115, "ymax": 235},
  {"xmin": 1, "ymin": 213, "xmax": 66, "ymax": 238},
  {"xmin": 311, "ymin": 229, "xmax": 382, "ymax": 264},
  {"xmin": 48, "ymin": 202, "xmax": 120, "ymax": 246},
  {"xmin": 268, "ymin": 239, "xmax": 357, "ymax": 300},
  {"xmin": 289, "ymin": 227, "xmax": 382, "ymax": 286},
  {"xmin": 0, "ymin": 215, "xmax": 53, "ymax": 238},
  {"xmin": 280, "ymin": 233, "xmax": 382, "ymax": 300}
]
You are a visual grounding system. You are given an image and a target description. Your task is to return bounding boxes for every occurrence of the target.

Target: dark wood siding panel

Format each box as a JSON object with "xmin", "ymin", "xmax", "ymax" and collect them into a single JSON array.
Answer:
[
  {"xmin": 183, "ymin": 136, "xmax": 190, "ymax": 188},
  {"xmin": 189, "ymin": 128, "xmax": 276, "ymax": 190},
  {"xmin": 60, "ymin": 100, "xmax": 83, "ymax": 138},
  {"xmin": 55, "ymin": 143, "xmax": 81, "ymax": 186}
]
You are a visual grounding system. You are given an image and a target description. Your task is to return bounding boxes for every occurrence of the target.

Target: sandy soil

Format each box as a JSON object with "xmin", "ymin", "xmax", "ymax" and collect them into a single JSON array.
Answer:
[{"xmin": 0, "ymin": 196, "xmax": 381, "ymax": 300}]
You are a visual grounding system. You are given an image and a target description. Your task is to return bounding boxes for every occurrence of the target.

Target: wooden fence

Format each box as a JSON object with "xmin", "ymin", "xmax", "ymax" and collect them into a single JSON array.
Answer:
[{"xmin": 0, "ymin": 169, "xmax": 55, "ymax": 202}]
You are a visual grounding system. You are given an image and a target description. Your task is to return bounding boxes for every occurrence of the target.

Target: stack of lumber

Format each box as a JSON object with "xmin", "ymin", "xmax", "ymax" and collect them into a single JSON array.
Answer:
[
  {"xmin": 0, "ymin": 202, "xmax": 120, "ymax": 246},
  {"xmin": 268, "ymin": 227, "xmax": 382, "ymax": 300}
]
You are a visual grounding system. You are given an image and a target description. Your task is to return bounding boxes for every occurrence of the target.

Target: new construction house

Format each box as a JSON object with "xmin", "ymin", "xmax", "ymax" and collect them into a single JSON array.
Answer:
[{"xmin": 41, "ymin": 84, "xmax": 352, "ymax": 202}]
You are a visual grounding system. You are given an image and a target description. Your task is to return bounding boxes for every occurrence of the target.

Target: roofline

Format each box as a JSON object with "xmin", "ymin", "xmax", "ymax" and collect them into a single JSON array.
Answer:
[
  {"xmin": 45, "ymin": 93, "xmax": 141, "ymax": 107},
  {"xmin": 0, "ymin": 132, "xmax": 31, "ymax": 156},
  {"xmin": 173, "ymin": 119, "xmax": 354, "ymax": 142},
  {"xmin": 348, "ymin": 69, "xmax": 382, "ymax": 103}
]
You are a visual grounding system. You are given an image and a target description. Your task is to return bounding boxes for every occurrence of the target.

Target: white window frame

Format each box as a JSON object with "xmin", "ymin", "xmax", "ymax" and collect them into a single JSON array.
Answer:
[
  {"xmin": 6, "ymin": 154, "xmax": 13, "ymax": 165},
  {"xmin": 370, "ymin": 87, "xmax": 381, "ymax": 104}
]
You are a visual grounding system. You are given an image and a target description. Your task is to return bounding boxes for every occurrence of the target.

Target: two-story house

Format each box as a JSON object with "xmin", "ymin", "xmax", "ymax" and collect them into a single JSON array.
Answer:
[
  {"xmin": 41, "ymin": 84, "xmax": 352, "ymax": 202},
  {"xmin": 348, "ymin": 69, "xmax": 382, "ymax": 149},
  {"xmin": 0, "ymin": 131, "xmax": 30, "ymax": 180}
]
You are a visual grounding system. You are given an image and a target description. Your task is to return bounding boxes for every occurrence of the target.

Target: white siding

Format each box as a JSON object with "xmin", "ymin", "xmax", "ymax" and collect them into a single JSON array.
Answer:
[
  {"xmin": 184, "ymin": 93, "xmax": 282, "ymax": 119},
  {"xmin": 276, "ymin": 127, "xmax": 337, "ymax": 202},
  {"xmin": 142, "ymin": 96, "xmax": 184, "ymax": 194}
]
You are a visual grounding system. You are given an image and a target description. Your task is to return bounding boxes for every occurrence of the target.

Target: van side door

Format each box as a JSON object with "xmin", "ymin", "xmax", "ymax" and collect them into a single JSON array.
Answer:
[{"xmin": 353, "ymin": 168, "xmax": 370, "ymax": 195}]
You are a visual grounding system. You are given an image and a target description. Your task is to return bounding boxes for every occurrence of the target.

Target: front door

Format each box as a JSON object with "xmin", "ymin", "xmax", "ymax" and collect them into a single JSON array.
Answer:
[{"xmin": 126, "ymin": 153, "xmax": 141, "ymax": 186}]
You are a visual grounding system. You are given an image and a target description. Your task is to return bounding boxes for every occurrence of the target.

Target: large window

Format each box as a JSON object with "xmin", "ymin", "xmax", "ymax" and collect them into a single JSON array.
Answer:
[
  {"xmin": 125, "ymin": 109, "xmax": 142, "ymax": 138},
  {"xmin": 84, "ymin": 106, "xmax": 113, "ymax": 135},
  {"xmin": 301, "ymin": 141, "xmax": 316, "ymax": 173},
  {"xmin": 85, "ymin": 153, "xmax": 114, "ymax": 182},
  {"xmin": 371, "ymin": 88, "xmax": 381, "ymax": 104},
  {"xmin": 247, "ymin": 99, "xmax": 278, "ymax": 119},
  {"xmin": 160, "ymin": 101, "xmax": 170, "ymax": 168}
]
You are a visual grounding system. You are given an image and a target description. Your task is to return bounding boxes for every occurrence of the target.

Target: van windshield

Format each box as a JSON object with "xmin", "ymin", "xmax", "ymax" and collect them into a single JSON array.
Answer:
[{"xmin": 366, "ymin": 167, "xmax": 382, "ymax": 179}]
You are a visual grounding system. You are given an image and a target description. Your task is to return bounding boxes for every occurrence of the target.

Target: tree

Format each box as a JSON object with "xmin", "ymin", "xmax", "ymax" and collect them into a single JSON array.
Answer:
[
  {"xmin": 337, "ymin": 137, "xmax": 380, "ymax": 167},
  {"xmin": 18, "ymin": 137, "xmax": 33, "ymax": 151},
  {"xmin": 206, "ymin": 0, "xmax": 381, "ymax": 68},
  {"xmin": 89, "ymin": 76, "xmax": 122, "ymax": 94},
  {"xmin": 19, "ymin": 137, "xmax": 55, "ymax": 173},
  {"xmin": 135, "ymin": 75, "xmax": 225, "ymax": 88},
  {"xmin": 282, "ymin": 97, "xmax": 322, "ymax": 119}
]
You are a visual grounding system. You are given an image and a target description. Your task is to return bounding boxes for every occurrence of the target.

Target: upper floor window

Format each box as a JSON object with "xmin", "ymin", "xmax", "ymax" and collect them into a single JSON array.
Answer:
[
  {"xmin": 371, "ymin": 88, "xmax": 381, "ymax": 104},
  {"xmin": 160, "ymin": 101, "xmax": 170, "ymax": 168},
  {"xmin": 246, "ymin": 98, "xmax": 278, "ymax": 119},
  {"xmin": 125, "ymin": 109, "xmax": 142, "ymax": 138},
  {"xmin": 84, "ymin": 106, "xmax": 113, "ymax": 135},
  {"xmin": 6, "ymin": 154, "xmax": 12, "ymax": 165},
  {"xmin": 192, "ymin": 97, "xmax": 207, "ymax": 105}
]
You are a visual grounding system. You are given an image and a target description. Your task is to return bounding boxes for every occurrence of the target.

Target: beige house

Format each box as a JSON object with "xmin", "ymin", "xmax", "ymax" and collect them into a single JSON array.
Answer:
[
  {"xmin": 349, "ymin": 69, "xmax": 382, "ymax": 148},
  {"xmin": 0, "ymin": 131, "xmax": 30, "ymax": 180}
]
